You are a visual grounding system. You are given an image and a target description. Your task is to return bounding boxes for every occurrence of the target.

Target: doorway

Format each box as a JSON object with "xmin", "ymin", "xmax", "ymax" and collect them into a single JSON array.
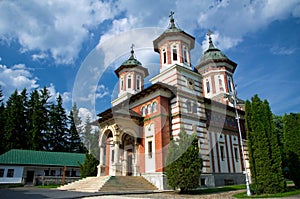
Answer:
[
  {"xmin": 26, "ymin": 170, "xmax": 34, "ymax": 183},
  {"xmin": 127, "ymin": 150, "xmax": 133, "ymax": 176}
]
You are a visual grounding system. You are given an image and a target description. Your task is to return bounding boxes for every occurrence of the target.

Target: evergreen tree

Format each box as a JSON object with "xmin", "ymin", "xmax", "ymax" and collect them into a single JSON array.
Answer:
[
  {"xmin": 165, "ymin": 131, "xmax": 203, "ymax": 193},
  {"xmin": 27, "ymin": 89, "xmax": 45, "ymax": 150},
  {"xmin": 283, "ymin": 113, "xmax": 300, "ymax": 187},
  {"xmin": 47, "ymin": 95, "xmax": 69, "ymax": 152},
  {"xmin": 3, "ymin": 89, "xmax": 29, "ymax": 151},
  {"xmin": 79, "ymin": 153, "xmax": 99, "ymax": 178},
  {"xmin": 83, "ymin": 116, "xmax": 99, "ymax": 159},
  {"xmin": 67, "ymin": 104, "xmax": 85, "ymax": 153},
  {"xmin": 245, "ymin": 95, "xmax": 285, "ymax": 194}
]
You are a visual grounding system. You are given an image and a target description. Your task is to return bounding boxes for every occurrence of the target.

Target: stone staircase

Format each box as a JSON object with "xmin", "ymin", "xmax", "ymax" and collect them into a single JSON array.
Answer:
[
  {"xmin": 58, "ymin": 176, "xmax": 110, "ymax": 192},
  {"xmin": 57, "ymin": 176, "xmax": 158, "ymax": 193},
  {"xmin": 99, "ymin": 176, "xmax": 158, "ymax": 192}
]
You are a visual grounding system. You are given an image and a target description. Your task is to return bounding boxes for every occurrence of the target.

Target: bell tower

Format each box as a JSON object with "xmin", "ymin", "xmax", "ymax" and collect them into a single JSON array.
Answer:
[
  {"xmin": 195, "ymin": 31, "xmax": 237, "ymax": 104},
  {"xmin": 153, "ymin": 11, "xmax": 195, "ymax": 73},
  {"xmin": 112, "ymin": 45, "xmax": 149, "ymax": 106}
]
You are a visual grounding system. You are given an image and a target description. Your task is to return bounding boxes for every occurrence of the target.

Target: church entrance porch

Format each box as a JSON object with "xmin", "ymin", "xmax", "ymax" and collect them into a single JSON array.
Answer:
[{"xmin": 98, "ymin": 127, "xmax": 139, "ymax": 177}]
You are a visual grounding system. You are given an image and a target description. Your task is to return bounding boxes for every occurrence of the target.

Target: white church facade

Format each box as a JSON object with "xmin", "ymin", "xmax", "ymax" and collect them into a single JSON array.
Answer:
[{"xmin": 95, "ymin": 14, "xmax": 249, "ymax": 190}]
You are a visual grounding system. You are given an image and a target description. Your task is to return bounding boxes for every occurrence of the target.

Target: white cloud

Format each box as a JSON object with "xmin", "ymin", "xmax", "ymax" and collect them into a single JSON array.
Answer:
[
  {"xmin": 46, "ymin": 83, "xmax": 71, "ymax": 105},
  {"xmin": 0, "ymin": 64, "xmax": 39, "ymax": 98},
  {"xmin": 0, "ymin": 0, "xmax": 118, "ymax": 64},
  {"xmin": 270, "ymin": 46, "xmax": 297, "ymax": 55}
]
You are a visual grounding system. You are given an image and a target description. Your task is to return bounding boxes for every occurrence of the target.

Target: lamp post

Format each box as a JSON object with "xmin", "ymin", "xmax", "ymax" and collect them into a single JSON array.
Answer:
[{"xmin": 226, "ymin": 88, "xmax": 251, "ymax": 196}]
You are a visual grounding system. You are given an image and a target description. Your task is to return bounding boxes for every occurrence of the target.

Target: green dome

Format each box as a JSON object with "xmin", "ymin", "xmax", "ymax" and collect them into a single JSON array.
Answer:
[
  {"xmin": 200, "ymin": 40, "xmax": 229, "ymax": 63},
  {"xmin": 122, "ymin": 50, "xmax": 142, "ymax": 66}
]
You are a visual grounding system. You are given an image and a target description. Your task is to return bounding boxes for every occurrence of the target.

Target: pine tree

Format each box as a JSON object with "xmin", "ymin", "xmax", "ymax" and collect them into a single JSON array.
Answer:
[
  {"xmin": 165, "ymin": 131, "xmax": 203, "ymax": 193},
  {"xmin": 67, "ymin": 104, "xmax": 85, "ymax": 153},
  {"xmin": 82, "ymin": 116, "xmax": 99, "ymax": 159},
  {"xmin": 3, "ymin": 89, "xmax": 29, "ymax": 151},
  {"xmin": 283, "ymin": 113, "xmax": 300, "ymax": 187},
  {"xmin": 27, "ymin": 89, "xmax": 45, "ymax": 150},
  {"xmin": 79, "ymin": 153, "xmax": 99, "ymax": 178},
  {"xmin": 47, "ymin": 95, "xmax": 69, "ymax": 152},
  {"xmin": 245, "ymin": 95, "xmax": 285, "ymax": 194}
]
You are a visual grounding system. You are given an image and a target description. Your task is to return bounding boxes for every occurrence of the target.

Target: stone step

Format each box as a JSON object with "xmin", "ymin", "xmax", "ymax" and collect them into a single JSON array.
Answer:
[
  {"xmin": 99, "ymin": 176, "xmax": 158, "ymax": 192},
  {"xmin": 58, "ymin": 176, "xmax": 158, "ymax": 193},
  {"xmin": 57, "ymin": 176, "xmax": 111, "ymax": 192}
]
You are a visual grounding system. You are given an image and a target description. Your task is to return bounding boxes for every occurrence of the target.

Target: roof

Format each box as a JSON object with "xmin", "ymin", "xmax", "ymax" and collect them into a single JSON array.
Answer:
[
  {"xmin": 153, "ymin": 18, "xmax": 195, "ymax": 52},
  {"xmin": 198, "ymin": 36, "xmax": 237, "ymax": 69},
  {"xmin": 97, "ymin": 82, "xmax": 176, "ymax": 123},
  {"xmin": 0, "ymin": 149, "xmax": 85, "ymax": 167},
  {"xmin": 114, "ymin": 50, "xmax": 149, "ymax": 77}
]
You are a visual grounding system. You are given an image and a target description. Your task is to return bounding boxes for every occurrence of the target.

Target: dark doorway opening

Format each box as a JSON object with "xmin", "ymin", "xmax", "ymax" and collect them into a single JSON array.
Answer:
[{"xmin": 26, "ymin": 170, "xmax": 34, "ymax": 183}]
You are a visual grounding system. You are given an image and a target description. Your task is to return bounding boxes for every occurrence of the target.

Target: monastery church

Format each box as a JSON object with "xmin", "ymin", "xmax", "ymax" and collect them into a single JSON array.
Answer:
[{"xmin": 95, "ymin": 14, "xmax": 248, "ymax": 190}]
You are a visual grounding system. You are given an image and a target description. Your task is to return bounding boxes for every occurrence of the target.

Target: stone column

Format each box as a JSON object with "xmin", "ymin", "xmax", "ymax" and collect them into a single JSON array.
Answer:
[
  {"xmin": 113, "ymin": 141, "xmax": 122, "ymax": 175},
  {"xmin": 133, "ymin": 140, "xmax": 139, "ymax": 176},
  {"xmin": 98, "ymin": 145, "xmax": 105, "ymax": 176}
]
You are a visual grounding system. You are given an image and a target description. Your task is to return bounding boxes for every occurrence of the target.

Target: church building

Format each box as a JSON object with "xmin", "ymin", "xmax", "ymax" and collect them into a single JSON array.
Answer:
[{"xmin": 95, "ymin": 14, "xmax": 248, "ymax": 190}]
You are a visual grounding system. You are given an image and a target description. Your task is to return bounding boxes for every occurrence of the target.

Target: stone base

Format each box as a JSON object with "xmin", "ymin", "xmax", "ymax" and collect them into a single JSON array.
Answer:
[
  {"xmin": 200, "ymin": 173, "xmax": 245, "ymax": 187},
  {"xmin": 142, "ymin": 172, "xmax": 168, "ymax": 190}
]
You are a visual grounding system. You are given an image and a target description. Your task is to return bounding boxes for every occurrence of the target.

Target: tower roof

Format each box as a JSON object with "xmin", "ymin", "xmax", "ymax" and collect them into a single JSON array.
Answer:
[
  {"xmin": 153, "ymin": 12, "xmax": 195, "ymax": 53},
  {"xmin": 115, "ymin": 46, "xmax": 149, "ymax": 77},
  {"xmin": 198, "ymin": 32, "xmax": 237, "ymax": 69}
]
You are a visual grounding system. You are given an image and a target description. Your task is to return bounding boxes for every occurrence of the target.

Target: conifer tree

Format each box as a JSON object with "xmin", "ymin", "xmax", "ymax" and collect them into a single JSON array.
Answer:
[
  {"xmin": 47, "ymin": 95, "xmax": 69, "ymax": 152},
  {"xmin": 245, "ymin": 95, "xmax": 285, "ymax": 194},
  {"xmin": 165, "ymin": 131, "xmax": 203, "ymax": 193},
  {"xmin": 79, "ymin": 153, "xmax": 99, "ymax": 178},
  {"xmin": 67, "ymin": 104, "xmax": 85, "ymax": 153},
  {"xmin": 3, "ymin": 89, "xmax": 29, "ymax": 151},
  {"xmin": 283, "ymin": 113, "xmax": 300, "ymax": 187}
]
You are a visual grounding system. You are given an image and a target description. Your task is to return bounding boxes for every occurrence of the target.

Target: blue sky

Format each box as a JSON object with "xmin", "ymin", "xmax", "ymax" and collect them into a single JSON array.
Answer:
[{"xmin": 0, "ymin": 0, "xmax": 299, "ymax": 120}]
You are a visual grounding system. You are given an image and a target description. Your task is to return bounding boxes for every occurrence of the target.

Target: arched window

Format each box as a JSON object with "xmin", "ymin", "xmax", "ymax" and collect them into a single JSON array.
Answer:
[
  {"xmin": 206, "ymin": 79, "xmax": 210, "ymax": 93},
  {"xmin": 183, "ymin": 46, "xmax": 188, "ymax": 63},
  {"xmin": 172, "ymin": 46, "xmax": 177, "ymax": 61},
  {"xmin": 136, "ymin": 75, "xmax": 141, "ymax": 91},
  {"xmin": 152, "ymin": 102, "xmax": 158, "ymax": 112},
  {"xmin": 227, "ymin": 76, "xmax": 233, "ymax": 92},
  {"xmin": 147, "ymin": 104, "xmax": 152, "ymax": 114},
  {"xmin": 218, "ymin": 76, "xmax": 224, "ymax": 92},
  {"xmin": 127, "ymin": 75, "xmax": 132, "ymax": 89},
  {"xmin": 120, "ymin": 78, "xmax": 124, "ymax": 91},
  {"xmin": 162, "ymin": 49, "xmax": 166, "ymax": 64},
  {"xmin": 142, "ymin": 106, "xmax": 146, "ymax": 116}
]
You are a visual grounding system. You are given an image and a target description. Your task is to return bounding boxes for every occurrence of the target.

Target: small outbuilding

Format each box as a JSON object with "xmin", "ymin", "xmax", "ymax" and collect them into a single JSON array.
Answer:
[{"xmin": 0, "ymin": 149, "xmax": 85, "ymax": 185}]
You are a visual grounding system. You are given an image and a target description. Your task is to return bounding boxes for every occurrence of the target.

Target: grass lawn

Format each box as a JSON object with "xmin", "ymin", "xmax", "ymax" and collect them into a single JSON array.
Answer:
[
  {"xmin": 234, "ymin": 186, "xmax": 300, "ymax": 198},
  {"xmin": 37, "ymin": 184, "xmax": 60, "ymax": 188},
  {"xmin": 179, "ymin": 184, "xmax": 246, "ymax": 194}
]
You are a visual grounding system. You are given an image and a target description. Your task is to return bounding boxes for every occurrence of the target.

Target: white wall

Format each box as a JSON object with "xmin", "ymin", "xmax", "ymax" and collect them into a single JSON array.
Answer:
[{"xmin": 0, "ymin": 166, "xmax": 24, "ymax": 184}]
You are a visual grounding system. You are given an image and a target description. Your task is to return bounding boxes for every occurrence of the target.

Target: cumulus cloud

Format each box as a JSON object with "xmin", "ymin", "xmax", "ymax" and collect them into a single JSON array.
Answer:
[
  {"xmin": 0, "ymin": 0, "xmax": 118, "ymax": 64},
  {"xmin": 270, "ymin": 46, "xmax": 297, "ymax": 55},
  {"xmin": 0, "ymin": 64, "xmax": 39, "ymax": 98}
]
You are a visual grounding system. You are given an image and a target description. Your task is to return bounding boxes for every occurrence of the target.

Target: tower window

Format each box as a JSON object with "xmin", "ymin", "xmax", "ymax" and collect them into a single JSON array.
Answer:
[
  {"xmin": 142, "ymin": 106, "xmax": 146, "ymax": 116},
  {"xmin": 127, "ymin": 75, "xmax": 132, "ymax": 89},
  {"xmin": 163, "ymin": 49, "xmax": 166, "ymax": 64},
  {"xmin": 183, "ymin": 48, "xmax": 188, "ymax": 63},
  {"xmin": 172, "ymin": 47, "xmax": 177, "ymax": 61},
  {"xmin": 147, "ymin": 104, "xmax": 152, "ymax": 114},
  {"xmin": 218, "ymin": 76, "xmax": 224, "ymax": 92},
  {"xmin": 120, "ymin": 78, "xmax": 124, "ymax": 91},
  {"xmin": 206, "ymin": 79, "xmax": 210, "ymax": 93},
  {"xmin": 227, "ymin": 76, "xmax": 232, "ymax": 92},
  {"xmin": 136, "ymin": 75, "xmax": 141, "ymax": 91}
]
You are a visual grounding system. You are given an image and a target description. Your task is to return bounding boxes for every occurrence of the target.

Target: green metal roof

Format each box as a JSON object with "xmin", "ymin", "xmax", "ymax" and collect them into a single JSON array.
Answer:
[{"xmin": 0, "ymin": 149, "xmax": 85, "ymax": 167}]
